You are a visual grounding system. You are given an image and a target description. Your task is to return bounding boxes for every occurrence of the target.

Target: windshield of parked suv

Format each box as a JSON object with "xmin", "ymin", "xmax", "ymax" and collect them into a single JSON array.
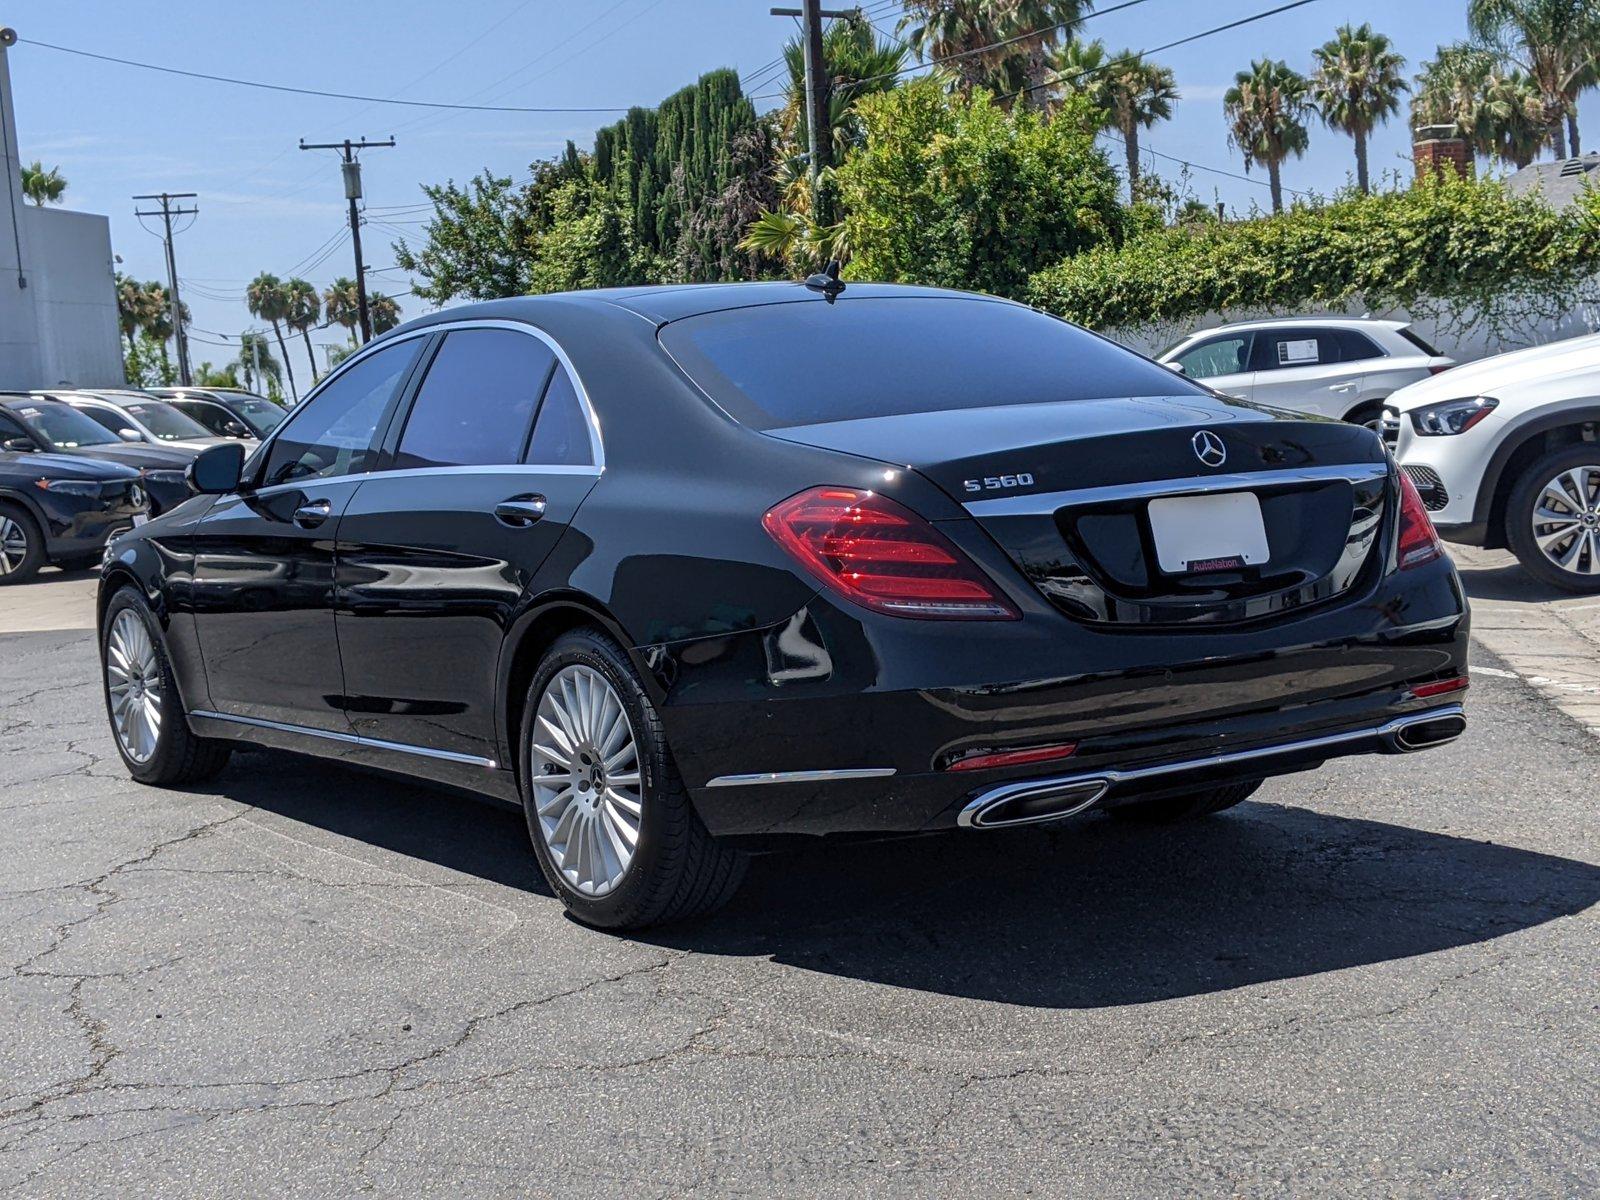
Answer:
[
  {"xmin": 660, "ymin": 297, "xmax": 1204, "ymax": 429},
  {"xmin": 9, "ymin": 401, "xmax": 121, "ymax": 448},
  {"xmin": 122, "ymin": 402, "xmax": 212, "ymax": 441}
]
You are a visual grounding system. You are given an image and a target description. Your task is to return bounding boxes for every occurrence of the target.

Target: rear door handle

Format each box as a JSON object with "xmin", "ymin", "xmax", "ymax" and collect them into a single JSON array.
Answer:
[
  {"xmin": 494, "ymin": 495, "xmax": 547, "ymax": 528},
  {"xmin": 293, "ymin": 499, "xmax": 333, "ymax": 529}
]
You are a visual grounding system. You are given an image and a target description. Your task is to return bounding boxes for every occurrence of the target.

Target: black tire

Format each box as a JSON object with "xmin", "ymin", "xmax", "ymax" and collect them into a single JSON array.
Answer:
[
  {"xmin": 519, "ymin": 627, "xmax": 746, "ymax": 930},
  {"xmin": 1505, "ymin": 446, "xmax": 1600, "ymax": 593},
  {"xmin": 0, "ymin": 502, "xmax": 45, "ymax": 585},
  {"xmin": 1106, "ymin": 780, "xmax": 1261, "ymax": 823},
  {"xmin": 1344, "ymin": 401, "xmax": 1386, "ymax": 431},
  {"xmin": 101, "ymin": 588, "xmax": 232, "ymax": 786}
]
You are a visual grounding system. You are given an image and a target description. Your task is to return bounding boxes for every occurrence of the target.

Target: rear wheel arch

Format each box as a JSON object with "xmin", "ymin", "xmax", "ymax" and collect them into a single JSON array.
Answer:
[
  {"xmin": 1480, "ymin": 409, "xmax": 1600, "ymax": 550},
  {"xmin": 1342, "ymin": 398, "xmax": 1388, "ymax": 426},
  {"xmin": 0, "ymin": 486, "xmax": 51, "ymax": 535},
  {"xmin": 498, "ymin": 593, "xmax": 649, "ymax": 788}
]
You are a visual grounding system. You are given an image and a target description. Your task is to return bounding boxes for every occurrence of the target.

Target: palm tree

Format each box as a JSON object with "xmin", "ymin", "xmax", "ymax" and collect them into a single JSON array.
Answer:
[
  {"xmin": 143, "ymin": 284, "xmax": 176, "ymax": 382},
  {"xmin": 1225, "ymin": 58, "xmax": 1311, "ymax": 214},
  {"xmin": 20, "ymin": 161, "xmax": 66, "ymax": 206},
  {"xmin": 114, "ymin": 274, "xmax": 151, "ymax": 359},
  {"xmin": 1467, "ymin": 0, "xmax": 1600, "ymax": 158},
  {"xmin": 237, "ymin": 331, "xmax": 282, "ymax": 395},
  {"xmin": 282, "ymin": 277, "xmax": 322, "ymax": 383},
  {"xmin": 780, "ymin": 17, "xmax": 906, "ymax": 168},
  {"xmin": 195, "ymin": 361, "xmax": 241, "ymax": 388},
  {"xmin": 368, "ymin": 292, "xmax": 402, "ymax": 335},
  {"xmin": 899, "ymin": 1, "xmax": 1093, "ymax": 103},
  {"xmin": 1105, "ymin": 51, "xmax": 1179, "ymax": 191},
  {"xmin": 1311, "ymin": 24, "xmax": 1408, "ymax": 193},
  {"xmin": 246, "ymin": 272, "xmax": 298, "ymax": 402},
  {"xmin": 323, "ymin": 277, "xmax": 361, "ymax": 344},
  {"xmin": 1414, "ymin": 43, "xmax": 1550, "ymax": 168}
]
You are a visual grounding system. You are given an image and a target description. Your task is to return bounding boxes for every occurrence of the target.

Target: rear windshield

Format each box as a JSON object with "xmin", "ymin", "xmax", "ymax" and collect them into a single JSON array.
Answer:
[
  {"xmin": 1396, "ymin": 327, "xmax": 1443, "ymax": 358},
  {"xmin": 659, "ymin": 297, "xmax": 1202, "ymax": 429}
]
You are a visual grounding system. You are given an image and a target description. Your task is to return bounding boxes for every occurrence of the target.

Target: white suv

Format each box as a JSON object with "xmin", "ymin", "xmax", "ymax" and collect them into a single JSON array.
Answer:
[
  {"xmin": 1160, "ymin": 318, "xmax": 1455, "ymax": 426},
  {"xmin": 1386, "ymin": 332, "xmax": 1600, "ymax": 591}
]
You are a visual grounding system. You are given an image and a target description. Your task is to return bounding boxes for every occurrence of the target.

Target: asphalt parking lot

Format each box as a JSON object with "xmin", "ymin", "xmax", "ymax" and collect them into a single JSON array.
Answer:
[{"xmin": 1, "ymin": 554, "xmax": 1596, "ymax": 1197}]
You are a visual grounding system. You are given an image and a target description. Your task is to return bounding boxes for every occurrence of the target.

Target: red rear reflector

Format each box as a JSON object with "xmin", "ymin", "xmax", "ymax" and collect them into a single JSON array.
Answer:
[
  {"xmin": 1395, "ymin": 471, "xmax": 1444, "ymax": 570},
  {"xmin": 1428, "ymin": 364, "xmax": 1452, "ymax": 376},
  {"xmin": 1409, "ymin": 675, "xmax": 1469, "ymax": 699},
  {"xmin": 945, "ymin": 742, "xmax": 1079, "ymax": 772},
  {"xmin": 764, "ymin": 487, "xmax": 1019, "ymax": 620}
]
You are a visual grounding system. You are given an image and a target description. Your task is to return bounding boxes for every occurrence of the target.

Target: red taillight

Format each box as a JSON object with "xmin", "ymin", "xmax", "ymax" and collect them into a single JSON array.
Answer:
[
  {"xmin": 1428, "ymin": 364, "xmax": 1452, "ymax": 376},
  {"xmin": 1395, "ymin": 471, "xmax": 1444, "ymax": 571},
  {"xmin": 944, "ymin": 742, "xmax": 1079, "ymax": 772},
  {"xmin": 1409, "ymin": 675, "xmax": 1469, "ymax": 699},
  {"xmin": 764, "ymin": 486, "xmax": 1019, "ymax": 620}
]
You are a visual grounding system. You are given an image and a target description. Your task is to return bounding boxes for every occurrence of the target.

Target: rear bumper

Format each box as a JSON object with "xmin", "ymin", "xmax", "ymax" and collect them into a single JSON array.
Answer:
[{"xmin": 662, "ymin": 559, "xmax": 1469, "ymax": 839}]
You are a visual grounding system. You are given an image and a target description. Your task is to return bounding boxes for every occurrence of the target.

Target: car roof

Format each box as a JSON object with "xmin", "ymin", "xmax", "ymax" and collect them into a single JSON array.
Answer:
[
  {"xmin": 389, "ymin": 281, "xmax": 1010, "ymax": 335},
  {"xmin": 1180, "ymin": 317, "xmax": 1409, "ymax": 339}
]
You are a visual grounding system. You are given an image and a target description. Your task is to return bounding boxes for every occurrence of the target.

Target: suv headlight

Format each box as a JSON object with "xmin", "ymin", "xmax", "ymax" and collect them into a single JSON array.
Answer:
[
  {"xmin": 34, "ymin": 478, "xmax": 104, "ymax": 497},
  {"xmin": 1409, "ymin": 396, "xmax": 1499, "ymax": 436}
]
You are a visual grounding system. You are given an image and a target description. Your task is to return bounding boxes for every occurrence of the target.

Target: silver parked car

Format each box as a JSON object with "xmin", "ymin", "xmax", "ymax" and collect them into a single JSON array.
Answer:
[{"xmin": 1159, "ymin": 318, "xmax": 1455, "ymax": 427}]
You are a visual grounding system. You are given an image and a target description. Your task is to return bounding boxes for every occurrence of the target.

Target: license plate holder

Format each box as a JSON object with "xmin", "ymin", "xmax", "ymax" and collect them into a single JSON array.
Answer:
[{"xmin": 1148, "ymin": 492, "xmax": 1269, "ymax": 575}]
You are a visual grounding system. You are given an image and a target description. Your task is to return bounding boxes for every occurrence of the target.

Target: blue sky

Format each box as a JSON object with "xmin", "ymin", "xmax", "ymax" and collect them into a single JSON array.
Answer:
[{"xmin": 6, "ymin": 0, "xmax": 1595, "ymax": 380}]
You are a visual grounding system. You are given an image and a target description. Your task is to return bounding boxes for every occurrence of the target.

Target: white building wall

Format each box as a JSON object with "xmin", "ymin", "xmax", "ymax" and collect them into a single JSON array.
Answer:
[
  {"xmin": 0, "ymin": 37, "xmax": 43, "ymax": 389},
  {"xmin": 22, "ymin": 206, "xmax": 123, "ymax": 387}
]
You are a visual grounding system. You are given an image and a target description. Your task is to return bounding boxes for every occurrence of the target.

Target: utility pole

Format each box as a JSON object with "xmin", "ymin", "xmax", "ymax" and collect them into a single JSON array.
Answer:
[
  {"xmin": 298, "ymin": 137, "xmax": 394, "ymax": 343},
  {"xmin": 771, "ymin": 4, "xmax": 858, "ymax": 227},
  {"xmin": 132, "ymin": 192, "xmax": 197, "ymax": 385}
]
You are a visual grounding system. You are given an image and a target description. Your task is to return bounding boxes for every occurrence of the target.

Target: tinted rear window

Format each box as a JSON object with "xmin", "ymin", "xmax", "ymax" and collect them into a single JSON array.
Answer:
[{"xmin": 660, "ymin": 298, "xmax": 1202, "ymax": 429}]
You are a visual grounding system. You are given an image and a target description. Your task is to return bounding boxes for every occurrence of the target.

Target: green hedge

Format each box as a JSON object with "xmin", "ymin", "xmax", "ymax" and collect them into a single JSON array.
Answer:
[{"xmin": 1027, "ymin": 177, "xmax": 1600, "ymax": 338}]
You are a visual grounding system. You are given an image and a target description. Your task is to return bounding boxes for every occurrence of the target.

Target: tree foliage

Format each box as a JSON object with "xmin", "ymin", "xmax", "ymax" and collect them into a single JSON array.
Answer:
[
  {"xmin": 1311, "ymin": 24, "xmax": 1408, "ymax": 194},
  {"xmin": 20, "ymin": 161, "xmax": 66, "ymax": 206},
  {"xmin": 834, "ymin": 81, "xmax": 1123, "ymax": 299},
  {"xmin": 1027, "ymin": 175, "xmax": 1600, "ymax": 345}
]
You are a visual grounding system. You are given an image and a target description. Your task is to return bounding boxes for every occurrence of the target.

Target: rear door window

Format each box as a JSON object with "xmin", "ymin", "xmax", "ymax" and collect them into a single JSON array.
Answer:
[
  {"xmin": 660, "ymin": 297, "xmax": 1203, "ymax": 429},
  {"xmin": 394, "ymin": 328, "xmax": 556, "ymax": 470},
  {"xmin": 524, "ymin": 365, "xmax": 594, "ymax": 467},
  {"xmin": 1331, "ymin": 329, "xmax": 1384, "ymax": 363},
  {"xmin": 1174, "ymin": 334, "xmax": 1252, "ymax": 380}
]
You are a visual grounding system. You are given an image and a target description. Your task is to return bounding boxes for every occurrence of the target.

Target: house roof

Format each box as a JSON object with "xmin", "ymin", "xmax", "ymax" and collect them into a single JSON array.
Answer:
[{"xmin": 1505, "ymin": 155, "xmax": 1600, "ymax": 208}]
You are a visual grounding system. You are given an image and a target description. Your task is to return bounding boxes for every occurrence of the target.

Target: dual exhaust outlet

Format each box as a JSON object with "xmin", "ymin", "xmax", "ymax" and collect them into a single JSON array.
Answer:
[{"xmin": 959, "ymin": 705, "xmax": 1467, "ymax": 829}]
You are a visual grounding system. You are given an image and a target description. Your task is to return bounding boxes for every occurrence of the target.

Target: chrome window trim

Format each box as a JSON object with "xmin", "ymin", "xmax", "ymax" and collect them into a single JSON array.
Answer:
[
  {"xmin": 704, "ymin": 768, "xmax": 897, "ymax": 787},
  {"xmin": 963, "ymin": 461, "xmax": 1391, "ymax": 518},
  {"xmin": 244, "ymin": 463, "xmax": 604, "ymax": 502},
  {"xmin": 189, "ymin": 709, "xmax": 498, "ymax": 769}
]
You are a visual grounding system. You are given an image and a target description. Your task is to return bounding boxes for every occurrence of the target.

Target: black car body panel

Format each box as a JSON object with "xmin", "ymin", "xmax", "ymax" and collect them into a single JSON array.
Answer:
[
  {"xmin": 1, "ymin": 449, "xmax": 147, "ymax": 562},
  {"xmin": 99, "ymin": 285, "xmax": 1469, "ymax": 839},
  {"xmin": 0, "ymin": 397, "xmax": 197, "ymax": 514}
]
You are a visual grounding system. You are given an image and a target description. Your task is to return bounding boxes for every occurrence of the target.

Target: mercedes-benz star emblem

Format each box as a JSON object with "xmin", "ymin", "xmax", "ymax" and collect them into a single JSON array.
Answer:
[{"xmin": 1192, "ymin": 429, "xmax": 1227, "ymax": 468}]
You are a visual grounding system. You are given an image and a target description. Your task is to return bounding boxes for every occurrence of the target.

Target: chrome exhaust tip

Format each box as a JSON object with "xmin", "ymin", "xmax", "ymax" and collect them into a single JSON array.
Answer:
[
  {"xmin": 1388, "ymin": 710, "xmax": 1467, "ymax": 752},
  {"xmin": 958, "ymin": 777, "xmax": 1109, "ymax": 829}
]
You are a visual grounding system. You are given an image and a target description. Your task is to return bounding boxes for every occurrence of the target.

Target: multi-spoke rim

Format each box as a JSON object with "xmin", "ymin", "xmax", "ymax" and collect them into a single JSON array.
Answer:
[
  {"xmin": 1531, "ymin": 465, "xmax": 1600, "ymax": 576},
  {"xmin": 529, "ymin": 664, "xmax": 643, "ymax": 897},
  {"xmin": 0, "ymin": 515, "xmax": 28, "ymax": 576},
  {"xmin": 106, "ymin": 609, "xmax": 163, "ymax": 763}
]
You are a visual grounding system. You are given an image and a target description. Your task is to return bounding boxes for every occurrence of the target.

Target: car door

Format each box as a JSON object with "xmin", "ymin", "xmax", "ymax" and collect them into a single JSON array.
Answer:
[
  {"xmin": 335, "ymin": 325, "xmax": 602, "ymax": 761},
  {"xmin": 1247, "ymin": 327, "xmax": 1363, "ymax": 418},
  {"xmin": 1169, "ymin": 332, "xmax": 1256, "ymax": 400},
  {"xmin": 186, "ymin": 335, "xmax": 428, "ymax": 731}
]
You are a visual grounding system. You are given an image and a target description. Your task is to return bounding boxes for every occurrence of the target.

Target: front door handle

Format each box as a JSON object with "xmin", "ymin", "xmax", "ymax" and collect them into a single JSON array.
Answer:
[
  {"xmin": 293, "ymin": 499, "xmax": 333, "ymax": 529},
  {"xmin": 494, "ymin": 495, "xmax": 547, "ymax": 528}
]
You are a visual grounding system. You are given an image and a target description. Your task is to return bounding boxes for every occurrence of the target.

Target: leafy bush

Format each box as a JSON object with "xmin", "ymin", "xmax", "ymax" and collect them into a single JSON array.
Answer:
[
  {"xmin": 836, "ymin": 81, "xmax": 1125, "ymax": 299},
  {"xmin": 1027, "ymin": 176, "xmax": 1600, "ymax": 341}
]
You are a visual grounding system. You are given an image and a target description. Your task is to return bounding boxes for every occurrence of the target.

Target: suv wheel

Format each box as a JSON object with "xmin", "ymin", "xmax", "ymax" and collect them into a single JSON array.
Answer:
[
  {"xmin": 520, "ymin": 628, "xmax": 746, "ymax": 930},
  {"xmin": 0, "ymin": 503, "xmax": 44, "ymax": 585},
  {"xmin": 1505, "ymin": 447, "xmax": 1600, "ymax": 593},
  {"xmin": 101, "ymin": 588, "xmax": 233, "ymax": 784}
]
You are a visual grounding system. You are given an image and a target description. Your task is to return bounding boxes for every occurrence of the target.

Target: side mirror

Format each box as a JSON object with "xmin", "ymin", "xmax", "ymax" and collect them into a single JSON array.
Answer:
[
  {"xmin": 187, "ymin": 441, "xmax": 246, "ymax": 495},
  {"xmin": 1, "ymin": 436, "xmax": 38, "ymax": 452},
  {"xmin": 225, "ymin": 421, "xmax": 250, "ymax": 438},
  {"xmin": 1163, "ymin": 360, "xmax": 1188, "ymax": 376},
  {"xmin": 117, "ymin": 427, "xmax": 142, "ymax": 442}
]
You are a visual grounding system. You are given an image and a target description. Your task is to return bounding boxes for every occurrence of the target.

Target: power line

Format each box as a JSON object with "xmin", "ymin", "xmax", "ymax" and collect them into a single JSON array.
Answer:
[{"xmin": 18, "ymin": 36, "xmax": 635, "ymax": 112}]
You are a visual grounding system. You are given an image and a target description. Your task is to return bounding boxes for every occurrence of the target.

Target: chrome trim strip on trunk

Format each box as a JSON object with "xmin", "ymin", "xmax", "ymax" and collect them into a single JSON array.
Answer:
[
  {"xmin": 188, "ymin": 710, "xmax": 499, "ymax": 769},
  {"xmin": 962, "ymin": 461, "xmax": 1392, "ymax": 518},
  {"xmin": 704, "ymin": 768, "xmax": 897, "ymax": 788},
  {"xmin": 958, "ymin": 704, "xmax": 1464, "ymax": 828}
]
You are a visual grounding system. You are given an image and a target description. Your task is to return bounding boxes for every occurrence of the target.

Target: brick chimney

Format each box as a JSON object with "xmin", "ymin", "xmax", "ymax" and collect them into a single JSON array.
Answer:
[{"xmin": 1413, "ymin": 124, "xmax": 1473, "ymax": 182}]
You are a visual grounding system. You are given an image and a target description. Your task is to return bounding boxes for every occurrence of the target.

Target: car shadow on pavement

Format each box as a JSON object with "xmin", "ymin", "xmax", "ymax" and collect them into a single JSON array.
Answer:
[
  {"xmin": 204, "ymin": 750, "xmax": 1600, "ymax": 1009},
  {"xmin": 1455, "ymin": 561, "xmax": 1573, "ymax": 604}
]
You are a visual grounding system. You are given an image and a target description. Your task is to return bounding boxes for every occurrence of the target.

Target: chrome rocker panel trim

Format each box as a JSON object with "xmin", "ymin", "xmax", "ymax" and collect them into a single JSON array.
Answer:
[
  {"xmin": 958, "ymin": 704, "xmax": 1466, "ymax": 829},
  {"xmin": 188, "ymin": 709, "xmax": 499, "ymax": 769},
  {"xmin": 704, "ymin": 768, "xmax": 897, "ymax": 788}
]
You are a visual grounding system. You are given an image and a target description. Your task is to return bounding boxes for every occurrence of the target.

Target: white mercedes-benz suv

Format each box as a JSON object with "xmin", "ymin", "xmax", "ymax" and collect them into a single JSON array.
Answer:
[
  {"xmin": 1386, "ymin": 332, "xmax": 1600, "ymax": 591},
  {"xmin": 1159, "ymin": 318, "xmax": 1454, "ymax": 426}
]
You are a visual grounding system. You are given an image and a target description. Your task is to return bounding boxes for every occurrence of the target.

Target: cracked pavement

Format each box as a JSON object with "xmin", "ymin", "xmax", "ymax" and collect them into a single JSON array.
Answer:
[{"xmin": 0, "ymin": 581, "xmax": 1597, "ymax": 1196}]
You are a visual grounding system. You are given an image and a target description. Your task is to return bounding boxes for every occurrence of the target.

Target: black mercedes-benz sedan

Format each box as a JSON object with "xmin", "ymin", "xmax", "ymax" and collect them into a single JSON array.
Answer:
[
  {"xmin": 0, "ymin": 396, "xmax": 197, "ymax": 514},
  {"xmin": 97, "ymin": 283, "xmax": 1469, "ymax": 929},
  {"xmin": 0, "ymin": 442, "xmax": 146, "ymax": 584}
]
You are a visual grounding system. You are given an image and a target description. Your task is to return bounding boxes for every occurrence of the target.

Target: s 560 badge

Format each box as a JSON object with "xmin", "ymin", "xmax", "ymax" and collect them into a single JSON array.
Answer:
[{"xmin": 964, "ymin": 473, "xmax": 1035, "ymax": 493}]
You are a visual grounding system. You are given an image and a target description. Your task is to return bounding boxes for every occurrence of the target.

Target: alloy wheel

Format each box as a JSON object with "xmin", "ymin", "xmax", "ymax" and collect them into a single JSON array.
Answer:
[
  {"xmin": 529, "ymin": 664, "xmax": 644, "ymax": 897},
  {"xmin": 106, "ymin": 609, "xmax": 163, "ymax": 763},
  {"xmin": 0, "ymin": 516, "xmax": 27, "ymax": 576},
  {"xmin": 1531, "ymin": 465, "xmax": 1600, "ymax": 577}
]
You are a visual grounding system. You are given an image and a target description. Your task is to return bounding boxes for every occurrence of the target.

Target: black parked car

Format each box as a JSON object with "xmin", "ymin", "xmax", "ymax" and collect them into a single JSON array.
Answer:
[
  {"xmin": 0, "ymin": 396, "xmax": 197, "ymax": 515},
  {"xmin": 153, "ymin": 388, "xmax": 287, "ymax": 440},
  {"xmin": 1, "ymin": 440, "xmax": 147, "ymax": 584},
  {"xmin": 96, "ymin": 284, "xmax": 1469, "ymax": 929}
]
